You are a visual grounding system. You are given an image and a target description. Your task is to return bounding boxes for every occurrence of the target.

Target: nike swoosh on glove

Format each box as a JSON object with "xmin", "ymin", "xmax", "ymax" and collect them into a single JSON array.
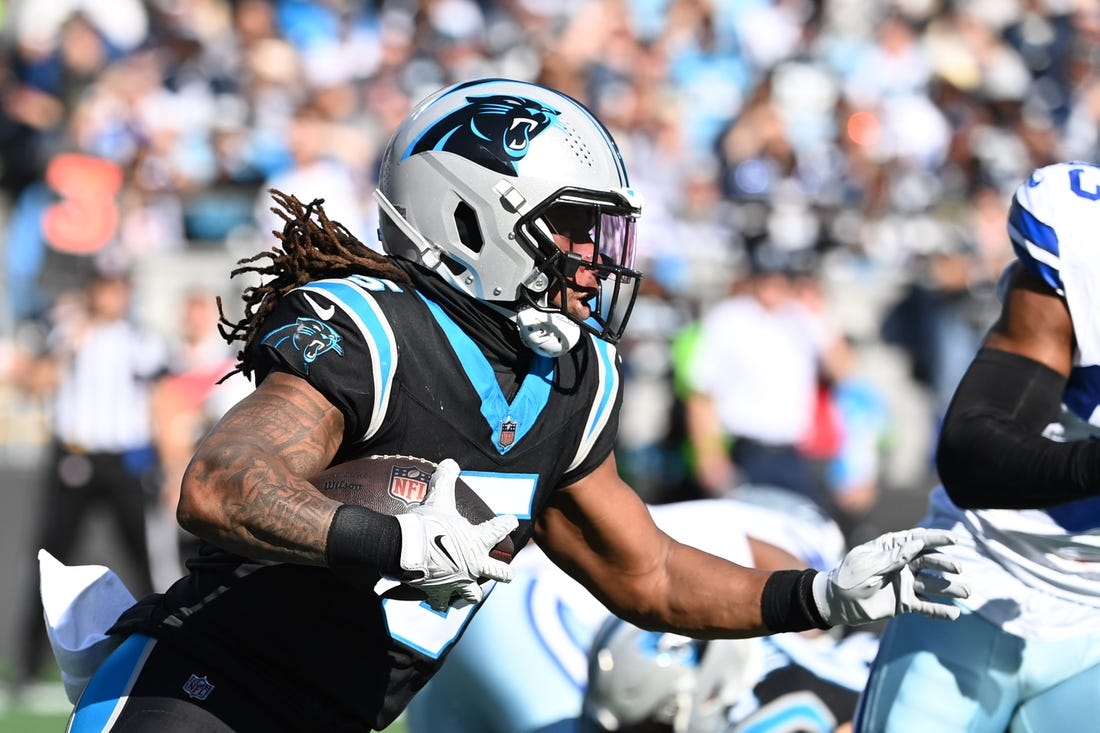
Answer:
[
  {"xmin": 395, "ymin": 459, "xmax": 518, "ymax": 611},
  {"xmin": 811, "ymin": 528, "xmax": 970, "ymax": 627}
]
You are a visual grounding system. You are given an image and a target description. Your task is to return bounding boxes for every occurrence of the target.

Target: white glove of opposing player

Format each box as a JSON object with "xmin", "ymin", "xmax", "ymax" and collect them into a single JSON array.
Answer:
[
  {"xmin": 394, "ymin": 459, "xmax": 518, "ymax": 611},
  {"xmin": 811, "ymin": 528, "xmax": 969, "ymax": 627}
]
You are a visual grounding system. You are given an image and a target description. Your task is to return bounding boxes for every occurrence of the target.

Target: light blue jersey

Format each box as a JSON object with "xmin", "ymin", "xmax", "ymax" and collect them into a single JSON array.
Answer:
[
  {"xmin": 858, "ymin": 163, "xmax": 1100, "ymax": 733},
  {"xmin": 407, "ymin": 493, "xmax": 853, "ymax": 733}
]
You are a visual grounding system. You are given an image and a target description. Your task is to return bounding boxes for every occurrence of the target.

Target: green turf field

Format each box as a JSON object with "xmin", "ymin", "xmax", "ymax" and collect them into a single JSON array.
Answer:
[
  {"xmin": 0, "ymin": 709, "xmax": 68, "ymax": 732},
  {"xmin": 0, "ymin": 680, "xmax": 70, "ymax": 732}
]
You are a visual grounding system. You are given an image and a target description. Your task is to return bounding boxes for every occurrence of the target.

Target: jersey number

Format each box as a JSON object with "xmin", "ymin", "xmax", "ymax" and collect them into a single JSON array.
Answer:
[{"xmin": 1069, "ymin": 167, "xmax": 1100, "ymax": 201}]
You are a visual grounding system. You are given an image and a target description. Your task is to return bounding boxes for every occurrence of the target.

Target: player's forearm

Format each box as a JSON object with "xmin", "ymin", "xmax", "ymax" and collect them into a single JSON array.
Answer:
[
  {"xmin": 179, "ymin": 443, "xmax": 341, "ymax": 564},
  {"xmin": 609, "ymin": 542, "xmax": 777, "ymax": 639},
  {"xmin": 176, "ymin": 371, "xmax": 347, "ymax": 564}
]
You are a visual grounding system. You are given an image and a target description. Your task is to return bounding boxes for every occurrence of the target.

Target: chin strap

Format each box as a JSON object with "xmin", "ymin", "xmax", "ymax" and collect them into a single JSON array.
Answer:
[{"xmin": 515, "ymin": 306, "xmax": 581, "ymax": 358}]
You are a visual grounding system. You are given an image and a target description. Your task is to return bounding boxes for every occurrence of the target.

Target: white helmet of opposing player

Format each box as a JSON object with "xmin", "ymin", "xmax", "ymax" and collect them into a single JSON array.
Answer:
[
  {"xmin": 374, "ymin": 78, "xmax": 644, "ymax": 356},
  {"xmin": 581, "ymin": 617, "xmax": 764, "ymax": 733}
]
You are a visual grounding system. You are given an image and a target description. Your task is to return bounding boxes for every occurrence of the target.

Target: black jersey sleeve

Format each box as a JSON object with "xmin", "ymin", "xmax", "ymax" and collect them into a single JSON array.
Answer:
[
  {"xmin": 558, "ymin": 337, "xmax": 625, "ymax": 486},
  {"xmin": 737, "ymin": 661, "xmax": 859, "ymax": 730},
  {"xmin": 252, "ymin": 283, "xmax": 397, "ymax": 445}
]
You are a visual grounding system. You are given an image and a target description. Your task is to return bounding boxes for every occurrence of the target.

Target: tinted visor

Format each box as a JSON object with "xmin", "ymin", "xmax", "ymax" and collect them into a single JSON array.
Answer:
[{"xmin": 517, "ymin": 188, "xmax": 642, "ymax": 343}]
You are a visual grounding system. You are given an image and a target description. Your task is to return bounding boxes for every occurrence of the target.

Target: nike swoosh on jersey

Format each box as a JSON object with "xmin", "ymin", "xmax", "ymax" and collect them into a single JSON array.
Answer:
[
  {"xmin": 433, "ymin": 535, "xmax": 458, "ymax": 567},
  {"xmin": 303, "ymin": 292, "xmax": 336, "ymax": 320}
]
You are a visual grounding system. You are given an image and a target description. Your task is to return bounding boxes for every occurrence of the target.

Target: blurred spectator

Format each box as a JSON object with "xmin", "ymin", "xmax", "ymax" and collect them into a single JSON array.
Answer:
[
  {"xmin": 792, "ymin": 259, "xmax": 892, "ymax": 539},
  {"xmin": 147, "ymin": 288, "xmax": 252, "ymax": 589},
  {"xmin": 810, "ymin": 334, "xmax": 892, "ymax": 543},
  {"xmin": 253, "ymin": 100, "xmax": 371, "ymax": 246},
  {"xmin": 614, "ymin": 275, "xmax": 695, "ymax": 505},
  {"xmin": 682, "ymin": 243, "xmax": 846, "ymax": 512},
  {"xmin": 9, "ymin": 264, "xmax": 167, "ymax": 693},
  {"xmin": 880, "ymin": 181, "xmax": 1011, "ymax": 421},
  {"xmin": 4, "ymin": 151, "xmax": 128, "ymax": 324}
]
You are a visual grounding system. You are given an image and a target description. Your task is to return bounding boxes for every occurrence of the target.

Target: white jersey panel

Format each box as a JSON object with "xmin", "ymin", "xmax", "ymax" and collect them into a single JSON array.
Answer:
[
  {"xmin": 1011, "ymin": 161, "xmax": 1100, "ymax": 379},
  {"xmin": 944, "ymin": 162, "xmax": 1100, "ymax": 634},
  {"xmin": 927, "ymin": 486, "xmax": 1100, "ymax": 640}
]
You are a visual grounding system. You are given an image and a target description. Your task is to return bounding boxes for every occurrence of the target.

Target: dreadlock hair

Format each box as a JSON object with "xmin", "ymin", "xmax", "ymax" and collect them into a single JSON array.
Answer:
[{"xmin": 217, "ymin": 189, "xmax": 410, "ymax": 381}]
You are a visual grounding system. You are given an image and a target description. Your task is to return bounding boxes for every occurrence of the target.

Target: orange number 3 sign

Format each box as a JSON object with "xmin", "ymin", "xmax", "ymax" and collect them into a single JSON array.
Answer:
[{"xmin": 42, "ymin": 153, "xmax": 123, "ymax": 255}]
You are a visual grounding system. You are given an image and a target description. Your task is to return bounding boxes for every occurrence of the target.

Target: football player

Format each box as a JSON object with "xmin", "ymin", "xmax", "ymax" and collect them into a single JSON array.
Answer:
[
  {"xmin": 581, "ymin": 615, "xmax": 876, "ymax": 733},
  {"xmin": 64, "ymin": 79, "xmax": 966, "ymax": 732},
  {"xmin": 856, "ymin": 162, "xmax": 1100, "ymax": 732},
  {"xmin": 406, "ymin": 487, "xmax": 867, "ymax": 733}
]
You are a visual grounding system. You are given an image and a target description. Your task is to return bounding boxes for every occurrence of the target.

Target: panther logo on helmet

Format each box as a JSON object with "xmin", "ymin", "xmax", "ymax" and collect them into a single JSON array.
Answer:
[
  {"xmin": 404, "ymin": 94, "xmax": 562, "ymax": 176},
  {"xmin": 376, "ymin": 78, "xmax": 643, "ymax": 353}
]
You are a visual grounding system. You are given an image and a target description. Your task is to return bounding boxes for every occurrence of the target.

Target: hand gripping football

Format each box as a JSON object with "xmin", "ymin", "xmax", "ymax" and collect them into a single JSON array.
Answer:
[{"xmin": 309, "ymin": 454, "xmax": 515, "ymax": 563}]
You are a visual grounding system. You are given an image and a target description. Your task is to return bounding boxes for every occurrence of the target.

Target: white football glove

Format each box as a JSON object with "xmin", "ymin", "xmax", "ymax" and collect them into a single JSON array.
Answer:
[
  {"xmin": 812, "ymin": 528, "xmax": 969, "ymax": 627},
  {"xmin": 394, "ymin": 459, "xmax": 518, "ymax": 611}
]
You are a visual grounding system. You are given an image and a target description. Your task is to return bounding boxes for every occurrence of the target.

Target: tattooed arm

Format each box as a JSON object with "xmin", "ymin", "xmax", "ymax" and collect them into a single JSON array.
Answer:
[{"xmin": 176, "ymin": 371, "xmax": 346, "ymax": 564}]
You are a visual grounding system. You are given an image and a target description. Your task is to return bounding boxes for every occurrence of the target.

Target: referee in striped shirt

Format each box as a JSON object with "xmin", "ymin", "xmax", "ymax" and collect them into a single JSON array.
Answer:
[{"xmin": 13, "ymin": 265, "xmax": 168, "ymax": 693}]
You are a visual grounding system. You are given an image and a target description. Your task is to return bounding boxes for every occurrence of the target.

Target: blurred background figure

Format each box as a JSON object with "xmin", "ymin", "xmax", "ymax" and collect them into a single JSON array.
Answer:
[
  {"xmin": 252, "ymin": 100, "xmax": 373, "ymax": 247},
  {"xmin": 582, "ymin": 619, "xmax": 766, "ymax": 733},
  {"xmin": 7, "ymin": 264, "xmax": 166, "ymax": 698},
  {"xmin": 681, "ymin": 243, "xmax": 847, "ymax": 515},
  {"xmin": 813, "ymin": 334, "xmax": 892, "ymax": 544},
  {"xmin": 147, "ymin": 287, "xmax": 252, "ymax": 589}
]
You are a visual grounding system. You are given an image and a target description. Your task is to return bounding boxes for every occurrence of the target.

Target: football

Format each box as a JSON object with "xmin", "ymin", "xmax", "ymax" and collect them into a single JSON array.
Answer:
[{"xmin": 309, "ymin": 454, "xmax": 515, "ymax": 563}]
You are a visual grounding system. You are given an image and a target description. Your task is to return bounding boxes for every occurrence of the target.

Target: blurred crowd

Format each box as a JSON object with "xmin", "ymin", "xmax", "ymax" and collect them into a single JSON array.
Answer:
[{"xmin": 2, "ymin": 0, "xmax": 1100, "ymax": 690}]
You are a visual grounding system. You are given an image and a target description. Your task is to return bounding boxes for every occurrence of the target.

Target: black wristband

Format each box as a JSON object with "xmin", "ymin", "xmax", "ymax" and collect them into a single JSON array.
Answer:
[
  {"xmin": 324, "ymin": 505, "xmax": 402, "ymax": 575},
  {"xmin": 760, "ymin": 569, "xmax": 830, "ymax": 633}
]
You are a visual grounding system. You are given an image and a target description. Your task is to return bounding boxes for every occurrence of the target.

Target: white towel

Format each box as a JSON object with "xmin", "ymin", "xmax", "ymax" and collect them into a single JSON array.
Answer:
[{"xmin": 38, "ymin": 549, "xmax": 136, "ymax": 704}]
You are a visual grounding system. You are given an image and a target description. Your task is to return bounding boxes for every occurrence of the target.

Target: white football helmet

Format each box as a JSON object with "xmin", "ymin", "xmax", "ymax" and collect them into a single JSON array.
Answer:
[
  {"xmin": 581, "ymin": 617, "xmax": 764, "ymax": 733},
  {"xmin": 374, "ymin": 78, "xmax": 644, "ymax": 355}
]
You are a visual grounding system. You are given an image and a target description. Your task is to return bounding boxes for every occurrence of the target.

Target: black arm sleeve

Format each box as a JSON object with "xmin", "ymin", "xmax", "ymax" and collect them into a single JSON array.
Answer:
[{"xmin": 936, "ymin": 347, "xmax": 1100, "ymax": 509}]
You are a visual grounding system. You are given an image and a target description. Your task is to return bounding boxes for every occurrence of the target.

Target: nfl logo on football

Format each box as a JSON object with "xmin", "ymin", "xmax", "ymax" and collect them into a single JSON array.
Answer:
[
  {"xmin": 182, "ymin": 674, "xmax": 215, "ymax": 700},
  {"xmin": 388, "ymin": 465, "xmax": 429, "ymax": 505}
]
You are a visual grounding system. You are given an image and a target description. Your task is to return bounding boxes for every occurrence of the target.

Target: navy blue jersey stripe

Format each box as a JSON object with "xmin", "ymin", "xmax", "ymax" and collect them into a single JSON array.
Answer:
[
  {"xmin": 1008, "ymin": 195, "xmax": 1060, "ymax": 256},
  {"xmin": 1008, "ymin": 198, "xmax": 1064, "ymax": 293}
]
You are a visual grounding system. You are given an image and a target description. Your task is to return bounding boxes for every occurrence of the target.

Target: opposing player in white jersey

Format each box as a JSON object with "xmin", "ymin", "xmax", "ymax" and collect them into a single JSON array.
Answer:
[
  {"xmin": 856, "ymin": 161, "xmax": 1100, "ymax": 732},
  {"xmin": 406, "ymin": 488, "xmax": 874, "ymax": 733}
]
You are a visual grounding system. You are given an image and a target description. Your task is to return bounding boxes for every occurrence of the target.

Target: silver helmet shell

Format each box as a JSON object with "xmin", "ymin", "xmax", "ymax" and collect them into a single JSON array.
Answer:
[
  {"xmin": 374, "ymin": 78, "xmax": 644, "ymax": 344},
  {"xmin": 582, "ymin": 617, "xmax": 764, "ymax": 733}
]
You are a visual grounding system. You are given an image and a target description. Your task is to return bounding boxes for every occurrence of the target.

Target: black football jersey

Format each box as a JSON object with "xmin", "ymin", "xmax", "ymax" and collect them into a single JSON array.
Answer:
[
  {"xmin": 113, "ymin": 274, "xmax": 623, "ymax": 731},
  {"xmin": 731, "ymin": 661, "xmax": 860, "ymax": 732}
]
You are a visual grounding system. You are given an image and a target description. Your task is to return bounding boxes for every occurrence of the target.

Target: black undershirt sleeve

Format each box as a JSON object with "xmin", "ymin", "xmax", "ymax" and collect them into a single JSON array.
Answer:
[{"xmin": 935, "ymin": 347, "xmax": 1100, "ymax": 509}]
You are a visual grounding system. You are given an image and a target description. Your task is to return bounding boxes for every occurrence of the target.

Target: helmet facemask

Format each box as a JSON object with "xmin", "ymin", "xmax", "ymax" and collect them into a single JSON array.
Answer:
[{"xmin": 515, "ymin": 187, "xmax": 642, "ymax": 346}]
